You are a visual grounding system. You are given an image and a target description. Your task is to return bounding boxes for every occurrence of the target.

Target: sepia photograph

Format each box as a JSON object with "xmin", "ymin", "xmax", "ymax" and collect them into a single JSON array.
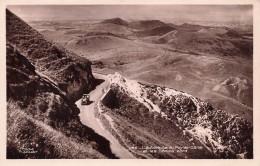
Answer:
[{"xmin": 4, "ymin": 2, "xmax": 256, "ymax": 161}]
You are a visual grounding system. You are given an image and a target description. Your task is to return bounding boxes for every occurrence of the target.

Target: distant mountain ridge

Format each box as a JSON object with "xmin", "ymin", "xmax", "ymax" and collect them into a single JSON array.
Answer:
[
  {"xmin": 100, "ymin": 18, "xmax": 169, "ymax": 30},
  {"xmin": 98, "ymin": 18, "xmax": 252, "ymax": 58}
]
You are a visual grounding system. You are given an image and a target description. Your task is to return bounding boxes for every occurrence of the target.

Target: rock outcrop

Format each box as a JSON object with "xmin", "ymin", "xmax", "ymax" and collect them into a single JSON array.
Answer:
[
  {"xmin": 6, "ymin": 9, "xmax": 95, "ymax": 102},
  {"xmin": 102, "ymin": 73, "xmax": 253, "ymax": 159},
  {"xmin": 6, "ymin": 44, "xmax": 116, "ymax": 159}
]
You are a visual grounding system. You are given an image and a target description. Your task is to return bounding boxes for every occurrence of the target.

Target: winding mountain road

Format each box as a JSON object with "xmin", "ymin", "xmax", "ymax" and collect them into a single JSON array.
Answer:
[{"xmin": 75, "ymin": 73, "xmax": 135, "ymax": 159}]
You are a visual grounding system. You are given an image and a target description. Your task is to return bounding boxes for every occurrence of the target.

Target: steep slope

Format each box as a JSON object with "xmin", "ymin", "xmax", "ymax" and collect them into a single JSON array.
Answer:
[
  {"xmin": 6, "ymin": 9, "xmax": 95, "ymax": 102},
  {"xmin": 101, "ymin": 73, "xmax": 253, "ymax": 159},
  {"xmin": 6, "ymin": 44, "xmax": 116, "ymax": 159}
]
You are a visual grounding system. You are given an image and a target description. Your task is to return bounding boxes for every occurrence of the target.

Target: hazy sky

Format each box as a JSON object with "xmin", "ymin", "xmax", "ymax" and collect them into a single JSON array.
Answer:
[{"xmin": 7, "ymin": 5, "xmax": 253, "ymax": 24}]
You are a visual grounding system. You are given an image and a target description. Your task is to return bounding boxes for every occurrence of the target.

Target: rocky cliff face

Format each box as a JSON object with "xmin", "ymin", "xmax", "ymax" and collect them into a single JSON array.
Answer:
[
  {"xmin": 7, "ymin": 44, "xmax": 116, "ymax": 159},
  {"xmin": 6, "ymin": 9, "xmax": 117, "ymax": 159},
  {"xmin": 212, "ymin": 76, "xmax": 252, "ymax": 107},
  {"xmin": 102, "ymin": 73, "xmax": 252, "ymax": 159},
  {"xmin": 6, "ymin": 9, "xmax": 95, "ymax": 102}
]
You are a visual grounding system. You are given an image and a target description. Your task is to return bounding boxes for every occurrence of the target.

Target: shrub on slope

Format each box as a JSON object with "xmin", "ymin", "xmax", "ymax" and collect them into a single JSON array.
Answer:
[
  {"xmin": 102, "ymin": 74, "xmax": 252, "ymax": 158},
  {"xmin": 7, "ymin": 44, "xmax": 116, "ymax": 159}
]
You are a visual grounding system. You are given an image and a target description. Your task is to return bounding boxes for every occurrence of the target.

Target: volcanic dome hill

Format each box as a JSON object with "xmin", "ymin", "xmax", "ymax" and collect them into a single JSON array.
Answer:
[
  {"xmin": 128, "ymin": 20, "xmax": 166, "ymax": 30},
  {"xmin": 101, "ymin": 17, "xmax": 129, "ymax": 26}
]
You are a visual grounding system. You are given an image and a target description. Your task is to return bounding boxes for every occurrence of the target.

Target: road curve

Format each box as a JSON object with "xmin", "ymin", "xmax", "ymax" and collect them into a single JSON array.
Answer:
[{"xmin": 75, "ymin": 73, "xmax": 135, "ymax": 159}]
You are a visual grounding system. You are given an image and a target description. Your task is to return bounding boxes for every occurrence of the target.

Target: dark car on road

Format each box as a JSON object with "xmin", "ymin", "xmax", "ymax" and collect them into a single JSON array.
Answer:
[{"xmin": 81, "ymin": 94, "xmax": 90, "ymax": 105}]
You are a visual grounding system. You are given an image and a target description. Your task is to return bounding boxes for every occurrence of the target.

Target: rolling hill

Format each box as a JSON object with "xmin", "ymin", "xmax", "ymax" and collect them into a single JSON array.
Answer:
[
  {"xmin": 31, "ymin": 17, "xmax": 253, "ymax": 121},
  {"xmin": 101, "ymin": 17, "xmax": 128, "ymax": 26},
  {"xmin": 147, "ymin": 28, "xmax": 252, "ymax": 58},
  {"xmin": 128, "ymin": 20, "xmax": 166, "ymax": 30}
]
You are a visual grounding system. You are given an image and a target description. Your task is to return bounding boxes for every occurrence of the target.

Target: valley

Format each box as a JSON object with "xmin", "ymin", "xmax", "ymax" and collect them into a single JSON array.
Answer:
[{"xmin": 30, "ymin": 18, "xmax": 253, "ymax": 123}]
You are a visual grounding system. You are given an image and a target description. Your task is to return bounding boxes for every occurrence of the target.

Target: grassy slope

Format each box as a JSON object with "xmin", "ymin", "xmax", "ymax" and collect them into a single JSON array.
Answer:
[
  {"xmin": 101, "ymin": 82, "xmax": 252, "ymax": 159},
  {"xmin": 6, "ymin": 9, "xmax": 95, "ymax": 102},
  {"xmin": 7, "ymin": 102, "xmax": 105, "ymax": 159},
  {"xmin": 6, "ymin": 44, "xmax": 116, "ymax": 159},
  {"xmin": 100, "ymin": 85, "xmax": 215, "ymax": 159}
]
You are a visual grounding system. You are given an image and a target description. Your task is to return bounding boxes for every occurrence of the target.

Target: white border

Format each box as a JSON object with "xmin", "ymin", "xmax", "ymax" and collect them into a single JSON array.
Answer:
[{"xmin": 0, "ymin": 0, "xmax": 259, "ymax": 166}]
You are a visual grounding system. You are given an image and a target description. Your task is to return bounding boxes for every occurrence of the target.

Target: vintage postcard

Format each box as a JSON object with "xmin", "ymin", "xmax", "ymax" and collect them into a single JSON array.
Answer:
[{"xmin": 0, "ymin": 0, "xmax": 259, "ymax": 165}]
